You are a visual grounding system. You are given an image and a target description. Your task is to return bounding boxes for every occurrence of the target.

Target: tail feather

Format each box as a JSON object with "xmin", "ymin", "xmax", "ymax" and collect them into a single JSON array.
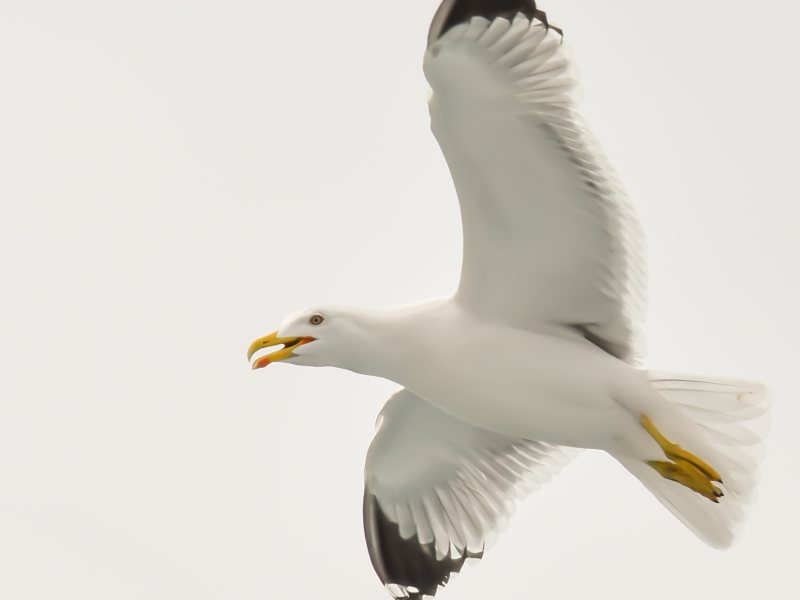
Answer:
[{"xmin": 614, "ymin": 372, "xmax": 770, "ymax": 549}]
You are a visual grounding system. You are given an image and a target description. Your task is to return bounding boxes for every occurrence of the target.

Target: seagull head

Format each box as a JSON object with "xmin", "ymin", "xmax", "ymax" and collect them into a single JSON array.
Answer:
[{"xmin": 247, "ymin": 306, "xmax": 369, "ymax": 370}]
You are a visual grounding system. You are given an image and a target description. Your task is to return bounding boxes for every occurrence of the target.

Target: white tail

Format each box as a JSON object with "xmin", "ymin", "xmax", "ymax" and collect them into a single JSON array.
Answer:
[{"xmin": 615, "ymin": 372, "xmax": 770, "ymax": 549}]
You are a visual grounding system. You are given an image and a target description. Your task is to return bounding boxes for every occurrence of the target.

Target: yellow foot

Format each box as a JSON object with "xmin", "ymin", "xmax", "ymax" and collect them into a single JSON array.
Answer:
[
  {"xmin": 647, "ymin": 459, "xmax": 724, "ymax": 503},
  {"xmin": 640, "ymin": 414, "xmax": 724, "ymax": 503}
]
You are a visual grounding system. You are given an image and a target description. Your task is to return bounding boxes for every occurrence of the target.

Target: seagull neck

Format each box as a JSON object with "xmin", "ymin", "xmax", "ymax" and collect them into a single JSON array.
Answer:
[{"xmin": 344, "ymin": 302, "xmax": 441, "ymax": 382}]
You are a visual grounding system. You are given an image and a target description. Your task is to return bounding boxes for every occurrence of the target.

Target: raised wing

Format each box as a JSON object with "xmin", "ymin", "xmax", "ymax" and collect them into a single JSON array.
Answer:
[
  {"xmin": 425, "ymin": 1, "xmax": 647, "ymax": 363},
  {"xmin": 364, "ymin": 390, "xmax": 576, "ymax": 599}
]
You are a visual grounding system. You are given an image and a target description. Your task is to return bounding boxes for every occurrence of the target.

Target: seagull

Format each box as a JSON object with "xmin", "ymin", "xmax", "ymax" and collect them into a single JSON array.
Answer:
[{"xmin": 247, "ymin": 1, "xmax": 769, "ymax": 598}]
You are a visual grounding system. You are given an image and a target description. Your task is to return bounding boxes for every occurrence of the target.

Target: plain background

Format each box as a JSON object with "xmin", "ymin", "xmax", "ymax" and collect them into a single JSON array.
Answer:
[{"xmin": 1, "ymin": 0, "xmax": 798, "ymax": 598}]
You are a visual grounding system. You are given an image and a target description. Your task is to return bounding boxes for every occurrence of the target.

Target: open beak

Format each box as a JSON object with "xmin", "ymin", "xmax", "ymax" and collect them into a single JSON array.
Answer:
[{"xmin": 247, "ymin": 331, "xmax": 315, "ymax": 370}]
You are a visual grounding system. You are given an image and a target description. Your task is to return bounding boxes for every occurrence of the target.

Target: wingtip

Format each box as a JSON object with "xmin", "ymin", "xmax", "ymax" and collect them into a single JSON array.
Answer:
[{"xmin": 428, "ymin": 0, "xmax": 561, "ymax": 47}]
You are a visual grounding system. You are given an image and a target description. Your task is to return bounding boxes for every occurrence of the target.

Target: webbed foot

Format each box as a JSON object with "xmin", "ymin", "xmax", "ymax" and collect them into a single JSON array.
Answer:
[{"xmin": 641, "ymin": 414, "xmax": 724, "ymax": 502}]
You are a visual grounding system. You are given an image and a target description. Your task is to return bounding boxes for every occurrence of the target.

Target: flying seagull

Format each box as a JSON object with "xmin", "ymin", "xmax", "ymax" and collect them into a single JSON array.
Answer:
[{"xmin": 247, "ymin": 1, "xmax": 769, "ymax": 598}]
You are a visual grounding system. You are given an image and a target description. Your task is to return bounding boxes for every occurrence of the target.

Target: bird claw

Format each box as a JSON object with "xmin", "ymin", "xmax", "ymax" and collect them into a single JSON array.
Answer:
[
  {"xmin": 641, "ymin": 414, "xmax": 724, "ymax": 503},
  {"xmin": 648, "ymin": 459, "xmax": 725, "ymax": 503}
]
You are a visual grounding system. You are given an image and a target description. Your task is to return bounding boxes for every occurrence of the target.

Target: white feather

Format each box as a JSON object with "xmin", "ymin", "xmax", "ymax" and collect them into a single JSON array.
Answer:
[
  {"xmin": 612, "ymin": 373, "xmax": 770, "ymax": 548},
  {"xmin": 365, "ymin": 390, "xmax": 576, "ymax": 558},
  {"xmin": 424, "ymin": 14, "xmax": 647, "ymax": 364}
]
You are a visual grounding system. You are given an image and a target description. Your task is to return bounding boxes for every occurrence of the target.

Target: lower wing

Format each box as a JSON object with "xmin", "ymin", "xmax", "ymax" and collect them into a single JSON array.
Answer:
[{"xmin": 364, "ymin": 389, "xmax": 578, "ymax": 599}]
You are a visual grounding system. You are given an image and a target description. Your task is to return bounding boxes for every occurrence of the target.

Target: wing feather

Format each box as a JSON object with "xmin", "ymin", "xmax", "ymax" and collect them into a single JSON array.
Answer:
[
  {"xmin": 364, "ymin": 390, "xmax": 575, "ymax": 599},
  {"xmin": 424, "ymin": 10, "xmax": 647, "ymax": 363}
]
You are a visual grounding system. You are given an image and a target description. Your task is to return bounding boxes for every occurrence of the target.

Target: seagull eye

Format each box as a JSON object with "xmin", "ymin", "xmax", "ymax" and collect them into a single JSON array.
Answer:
[{"xmin": 309, "ymin": 314, "xmax": 325, "ymax": 326}]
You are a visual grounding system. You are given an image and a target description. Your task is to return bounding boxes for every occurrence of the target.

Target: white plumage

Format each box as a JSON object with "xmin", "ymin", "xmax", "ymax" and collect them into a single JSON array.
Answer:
[
  {"xmin": 365, "ymin": 389, "xmax": 578, "ymax": 560},
  {"xmin": 426, "ymin": 14, "xmax": 647, "ymax": 363},
  {"xmin": 247, "ymin": 4, "xmax": 770, "ymax": 599}
]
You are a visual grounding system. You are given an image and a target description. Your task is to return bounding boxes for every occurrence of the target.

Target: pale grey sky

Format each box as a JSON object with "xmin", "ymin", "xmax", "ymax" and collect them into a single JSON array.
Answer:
[{"xmin": 1, "ymin": 1, "xmax": 798, "ymax": 598}]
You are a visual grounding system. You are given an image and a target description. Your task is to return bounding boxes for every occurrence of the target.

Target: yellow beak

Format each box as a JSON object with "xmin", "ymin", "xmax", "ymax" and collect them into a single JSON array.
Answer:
[{"xmin": 247, "ymin": 331, "xmax": 315, "ymax": 370}]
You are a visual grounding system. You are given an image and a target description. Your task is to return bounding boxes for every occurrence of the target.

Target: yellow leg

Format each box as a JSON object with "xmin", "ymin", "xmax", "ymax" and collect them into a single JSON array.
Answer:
[{"xmin": 640, "ymin": 414, "xmax": 724, "ymax": 503}]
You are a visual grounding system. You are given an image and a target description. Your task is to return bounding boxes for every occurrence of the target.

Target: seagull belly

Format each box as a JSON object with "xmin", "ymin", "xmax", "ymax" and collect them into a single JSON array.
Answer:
[{"xmin": 398, "ymin": 321, "xmax": 636, "ymax": 450}]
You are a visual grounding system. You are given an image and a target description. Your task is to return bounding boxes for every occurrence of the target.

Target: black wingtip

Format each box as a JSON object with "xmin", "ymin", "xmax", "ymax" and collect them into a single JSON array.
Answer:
[
  {"xmin": 428, "ymin": 1, "xmax": 563, "ymax": 46},
  {"xmin": 363, "ymin": 492, "xmax": 482, "ymax": 599},
  {"xmin": 534, "ymin": 7, "xmax": 564, "ymax": 37}
]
